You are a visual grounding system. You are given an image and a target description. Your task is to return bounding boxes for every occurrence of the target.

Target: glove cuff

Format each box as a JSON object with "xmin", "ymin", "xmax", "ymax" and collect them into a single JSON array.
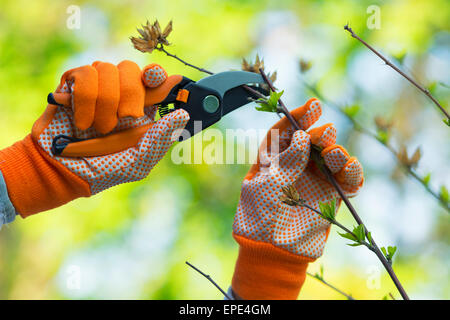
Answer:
[
  {"xmin": 231, "ymin": 233, "xmax": 314, "ymax": 300},
  {"xmin": 0, "ymin": 135, "xmax": 90, "ymax": 217}
]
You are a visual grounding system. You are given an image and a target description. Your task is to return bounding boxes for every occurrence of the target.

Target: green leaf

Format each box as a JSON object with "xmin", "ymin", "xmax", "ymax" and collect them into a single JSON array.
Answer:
[
  {"xmin": 329, "ymin": 199, "xmax": 336, "ymax": 217},
  {"xmin": 440, "ymin": 186, "xmax": 449, "ymax": 203},
  {"xmin": 381, "ymin": 246, "xmax": 397, "ymax": 261},
  {"xmin": 338, "ymin": 232, "xmax": 358, "ymax": 242},
  {"xmin": 342, "ymin": 105, "xmax": 360, "ymax": 118},
  {"xmin": 319, "ymin": 265, "xmax": 324, "ymax": 279},
  {"xmin": 254, "ymin": 102, "xmax": 275, "ymax": 113},
  {"xmin": 392, "ymin": 51, "xmax": 407, "ymax": 65},
  {"xmin": 427, "ymin": 81, "xmax": 437, "ymax": 95},
  {"xmin": 319, "ymin": 201, "xmax": 329, "ymax": 218},
  {"xmin": 444, "ymin": 119, "xmax": 450, "ymax": 127},
  {"xmin": 366, "ymin": 231, "xmax": 373, "ymax": 245},
  {"xmin": 353, "ymin": 224, "xmax": 366, "ymax": 242},
  {"xmin": 338, "ymin": 231, "xmax": 357, "ymax": 242},
  {"xmin": 377, "ymin": 130, "xmax": 389, "ymax": 144},
  {"xmin": 255, "ymin": 90, "xmax": 284, "ymax": 113},
  {"xmin": 319, "ymin": 199, "xmax": 336, "ymax": 220},
  {"xmin": 348, "ymin": 243, "xmax": 363, "ymax": 247},
  {"xmin": 387, "ymin": 246, "xmax": 397, "ymax": 259},
  {"xmin": 423, "ymin": 173, "xmax": 431, "ymax": 186}
]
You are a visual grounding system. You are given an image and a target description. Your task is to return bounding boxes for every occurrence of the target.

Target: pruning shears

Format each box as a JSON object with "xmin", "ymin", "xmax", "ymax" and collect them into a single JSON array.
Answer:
[{"xmin": 49, "ymin": 71, "xmax": 268, "ymax": 158}]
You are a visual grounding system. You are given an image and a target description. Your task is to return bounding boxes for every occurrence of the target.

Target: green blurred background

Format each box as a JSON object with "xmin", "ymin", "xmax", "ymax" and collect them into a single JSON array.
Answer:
[{"xmin": 0, "ymin": 0, "xmax": 449, "ymax": 299}]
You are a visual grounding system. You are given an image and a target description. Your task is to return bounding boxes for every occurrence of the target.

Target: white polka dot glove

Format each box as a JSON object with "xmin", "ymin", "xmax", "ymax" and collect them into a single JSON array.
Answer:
[
  {"xmin": 0, "ymin": 60, "xmax": 189, "ymax": 217},
  {"xmin": 231, "ymin": 98, "xmax": 364, "ymax": 299}
]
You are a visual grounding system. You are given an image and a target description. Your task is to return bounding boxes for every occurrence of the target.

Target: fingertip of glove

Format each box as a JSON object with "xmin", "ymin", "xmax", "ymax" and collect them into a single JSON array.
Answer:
[
  {"xmin": 321, "ymin": 145, "xmax": 350, "ymax": 173},
  {"xmin": 336, "ymin": 157, "xmax": 364, "ymax": 187},
  {"xmin": 294, "ymin": 98, "xmax": 322, "ymax": 130},
  {"xmin": 142, "ymin": 63, "xmax": 168, "ymax": 88},
  {"xmin": 309, "ymin": 123, "xmax": 336, "ymax": 148},
  {"xmin": 117, "ymin": 59, "xmax": 140, "ymax": 69}
]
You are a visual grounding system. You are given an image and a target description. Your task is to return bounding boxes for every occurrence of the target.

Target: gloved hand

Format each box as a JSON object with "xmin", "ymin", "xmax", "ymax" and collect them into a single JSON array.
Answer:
[
  {"xmin": 0, "ymin": 60, "xmax": 189, "ymax": 217},
  {"xmin": 231, "ymin": 98, "xmax": 364, "ymax": 300}
]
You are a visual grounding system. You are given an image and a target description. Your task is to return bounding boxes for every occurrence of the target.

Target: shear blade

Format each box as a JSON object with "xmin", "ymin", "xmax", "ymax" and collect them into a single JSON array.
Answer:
[
  {"xmin": 196, "ymin": 71, "xmax": 267, "ymax": 97},
  {"xmin": 221, "ymin": 84, "xmax": 268, "ymax": 115}
]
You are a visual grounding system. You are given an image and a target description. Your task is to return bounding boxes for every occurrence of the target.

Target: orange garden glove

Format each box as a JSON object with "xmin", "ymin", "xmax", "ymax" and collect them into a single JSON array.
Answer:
[
  {"xmin": 0, "ymin": 60, "xmax": 189, "ymax": 217},
  {"xmin": 231, "ymin": 98, "xmax": 364, "ymax": 300}
]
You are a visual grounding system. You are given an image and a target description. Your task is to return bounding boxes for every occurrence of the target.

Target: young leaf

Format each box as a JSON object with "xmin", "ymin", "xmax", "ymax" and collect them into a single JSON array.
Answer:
[
  {"xmin": 348, "ymin": 243, "xmax": 363, "ymax": 247},
  {"xmin": 381, "ymin": 246, "xmax": 397, "ymax": 261},
  {"xmin": 392, "ymin": 51, "xmax": 406, "ymax": 65},
  {"xmin": 319, "ymin": 199, "xmax": 336, "ymax": 221},
  {"xmin": 366, "ymin": 231, "xmax": 373, "ymax": 245},
  {"xmin": 342, "ymin": 105, "xmax": 360, "ymax": 118},
  {"xmin": 329, "ymin": 199, "xmax": 336, "ymax": 218},
  {"xmin": 377, "ymin": 130, "xmax": 389, "ymax": 144},
  {"xmin": 440, "ymin": 186, "xmax": 449, "ymax": 203},
  {"xmin": 319, "ymin": 201, "xmax": 328, "ymax": 217},
  {"xmin": 427, "ymin": 81, "xmax": 437, "ymax": 95},
  {"xmin": 353, "ymin": 224, "xmax": 366, "ymax": 242},
  {"xmin": 255, "ymin": 90, "xmax": 284, "ymax": 113},
  {"xmin": 387, "ymin": 246, "xmax": 397, "ymax": 260},
  {"xmin": 423, "ymin": 173, "xmax": 431, "ymax": 186},
  {"xmin": 338, "ymin": 232, "xmax": 357, "ymax": 242},
  {"xmin": 444, "ymin": 118, "xmax": 450, "ymax": 127}
]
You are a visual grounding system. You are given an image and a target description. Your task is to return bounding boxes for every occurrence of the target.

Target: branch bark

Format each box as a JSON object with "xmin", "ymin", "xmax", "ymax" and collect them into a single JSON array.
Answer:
[
  {"xmin": 306, "ymin": 272, "xmax": 356, "ymax": 300},
  {"xmin": 185, "ymin": 261, "xmax": 232, "ymax": 300},
  {"xmin": 158, "ymin": 45, "xmax": 214, "ymax": 75},
  {"xmin": 344, "ymin": 24, "xmax": 449, "ymax": 122}
]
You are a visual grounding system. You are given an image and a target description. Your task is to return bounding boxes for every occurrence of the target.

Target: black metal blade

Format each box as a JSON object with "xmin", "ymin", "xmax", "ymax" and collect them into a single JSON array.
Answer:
[{"xmin": 222, "ymin": 84, "xmax": 269, "ymax": 116}]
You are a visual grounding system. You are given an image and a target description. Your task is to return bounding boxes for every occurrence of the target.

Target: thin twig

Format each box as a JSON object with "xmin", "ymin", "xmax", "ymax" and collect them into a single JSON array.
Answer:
[
  {"xmin": 305, "ymin": 83, "xmax": 449, "ymax": 212},
  {"xmin": 300, "ymin": 202, "xmax": 373, "ymax": 251},
  {"xmin": 185, "ymin": 261, "xmax": 232, "ymax": 300},
  {"xmin": 344, "ymin": 24, "xmax": 449, "ymax": 121},
  {"xmin": 158, "ymin": 46, "xmax": 269, "ymax": 102},
  {"xmin": 259, "ymin": 68, "xmax": 410, "ymax": 300},
  {"xmin": 158, "ymin": 45, "xmax": 214, "ymax": 75},
  {"xmin": 306, "ymin": 272, "xmax": 356, "ymax": 300}
]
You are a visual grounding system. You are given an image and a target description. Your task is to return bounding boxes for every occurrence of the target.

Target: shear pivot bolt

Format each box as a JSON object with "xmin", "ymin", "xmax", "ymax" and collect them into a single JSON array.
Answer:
[{"xmin": 202, "ymin": 95, "xmax": 219, "ymax": 113}]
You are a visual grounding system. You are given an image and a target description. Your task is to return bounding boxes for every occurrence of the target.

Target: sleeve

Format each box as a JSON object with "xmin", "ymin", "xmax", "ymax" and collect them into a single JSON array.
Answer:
[
  {"xmin": 0, "ymin": 169, "xmax": 16, "ymax": 229},
  {"xmin": 231, "ymin": 234, "xmax": 311, "ymax": 300}
]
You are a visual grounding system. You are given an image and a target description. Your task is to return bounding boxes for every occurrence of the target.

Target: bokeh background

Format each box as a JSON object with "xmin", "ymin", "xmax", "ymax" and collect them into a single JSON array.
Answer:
[{"xmin": 0, "ymin": 0, "xmax": 449, "ymax": 299}]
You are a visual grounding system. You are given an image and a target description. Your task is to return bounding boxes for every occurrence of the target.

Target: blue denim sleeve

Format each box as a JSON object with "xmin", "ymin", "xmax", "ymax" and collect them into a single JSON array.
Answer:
[{"xmin": 0, "ymin": 169, "xmax": 16, "ymax": 229}]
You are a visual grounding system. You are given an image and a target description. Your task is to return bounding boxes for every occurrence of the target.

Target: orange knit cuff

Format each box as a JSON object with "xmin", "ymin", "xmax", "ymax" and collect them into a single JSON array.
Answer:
[
  {"xmin": 231, "ymin": 233, "xmax": 314, "ymax": 300},
  {"xmin": 0, "ymin": 135, "xmax": 91, "ymax": 217}
]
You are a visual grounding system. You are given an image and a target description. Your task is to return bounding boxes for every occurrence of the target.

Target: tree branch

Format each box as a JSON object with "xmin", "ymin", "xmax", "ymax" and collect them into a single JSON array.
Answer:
[
  {"xmin": 305, "ymin": 83, "xmax": 449, "ymax": 212},
  {"xmin": 185, "ymin": 261, "xmax": 232, "ymax": 300},
  {"xmin": 158, "ymin": 45, "xmax": 214, "ymax": 75},
  {"xmin": 344, "ymin": 24, "xmax": 449, "ymax": 122},
  {"xmin": 306, "ymin": 271, "xmax": 356, "ymax": 300}
]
